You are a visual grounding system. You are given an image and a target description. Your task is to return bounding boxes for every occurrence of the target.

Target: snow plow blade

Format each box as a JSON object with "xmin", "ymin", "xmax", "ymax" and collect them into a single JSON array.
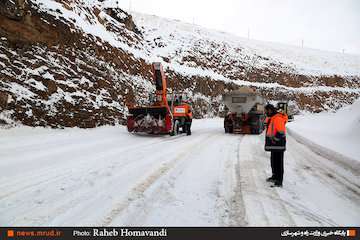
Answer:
[{"xmin": 127, "ymin": 106, "xmax": 172, "ymax": 134}]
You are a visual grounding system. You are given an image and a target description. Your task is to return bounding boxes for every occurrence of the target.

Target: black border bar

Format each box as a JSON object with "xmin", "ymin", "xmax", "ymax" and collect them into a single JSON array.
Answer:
[{"xmin": 1, "ymin": 227, "xmax": 358, "ymax": 240}]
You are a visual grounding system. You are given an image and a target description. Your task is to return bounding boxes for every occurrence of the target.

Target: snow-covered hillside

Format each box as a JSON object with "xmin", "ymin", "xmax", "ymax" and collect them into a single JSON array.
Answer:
[
  {"xmin": 133, "ymin": 12, "xmax": 360, "ymax": 77},
  {"xmin": 1, "ymin": 0, "xmax": 360, "ymax": 127},
  {"xmin": 33, "ymin": 0, "xmax": 360, "ymax": 76}
]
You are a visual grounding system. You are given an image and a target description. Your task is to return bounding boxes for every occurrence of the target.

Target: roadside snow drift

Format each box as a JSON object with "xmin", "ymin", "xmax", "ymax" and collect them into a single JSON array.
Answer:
[{"xmin": 288, "ymin": 99, "xmax": 360, "ymax": 162}]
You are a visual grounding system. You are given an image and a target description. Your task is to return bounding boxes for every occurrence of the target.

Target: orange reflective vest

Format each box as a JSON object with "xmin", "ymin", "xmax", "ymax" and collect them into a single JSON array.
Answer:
[
  {"xmin": 266, "ymin": 113, "xmax": 287, "ymax": 138},
  {"xmin": 280, "ymin": 112, "xmax": 288, "ymax": 124},
  {"xmin": 265, "ymin": 113, "xmax": 287, "ymax": 151}
]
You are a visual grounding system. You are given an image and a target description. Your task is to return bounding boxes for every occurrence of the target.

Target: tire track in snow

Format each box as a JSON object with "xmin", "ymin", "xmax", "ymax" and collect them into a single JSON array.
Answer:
[
  {"xmin": 3, "ymin": 119, "xmax": 358, "ymax": 226},
  {"xmin": 108, "ymin": 131, "xmax": 234, "ymax": 226},
  {"xmin": 0, "ymin": 133, "xmax": 193, "ymax": 225},
  {"xmin": 238, "ymin": 135, "xmax": 297, "ymax": 226},
  {"xmin": 282, "ymin": 136, "xmax": 360, "ymax": 225},
  {"xmin": 109, "ymin": 131, "xmax": 251, "ymax": 226},
  {"xmin": 227, "ymin": 136, "xmax": 248, "ymax": 226},
  {"xmin": 212, "ymin": 134, "xmax": 246, "ymax": 226},
  {"xmin": 100, "ymin": 133, "xmax": 216, "ymax": 226},
  {"xmin": 236, "ymin": 144, "xmax": 338, "ymax": 227},
  {"xmin": 0, "ymin": 134, "xmax": 185, "ymax": 201},
  {"xmin": 288, "ymin": 135, "xmax": 360, "ymax": 198}
]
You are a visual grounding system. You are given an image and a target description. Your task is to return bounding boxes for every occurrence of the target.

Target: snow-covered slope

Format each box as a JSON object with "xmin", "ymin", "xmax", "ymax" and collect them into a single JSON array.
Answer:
[
  {"xmin": 133, "ymin": 12, "xmax": 360, "ymax": 77},
  {"xmin": 1, "ymin": 0, "xmax": 360, "ymax": 127},
  {"xmin": 33, "ymin": 0, "xmax": 360, "ymax": 77},
  {"xmin": 288, "ymin": 99, "xmax": 360, "ymax": 162}
]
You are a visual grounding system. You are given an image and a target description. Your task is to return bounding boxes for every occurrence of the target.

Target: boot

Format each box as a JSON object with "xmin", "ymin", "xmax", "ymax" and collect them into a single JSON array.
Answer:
[
  {"xmin": 271, "ymin": 181, "xmax": 282, "ymax": 188},
  {"xmin": 266, "ymin": 176, "xmax": 275, "ymax": 182}
]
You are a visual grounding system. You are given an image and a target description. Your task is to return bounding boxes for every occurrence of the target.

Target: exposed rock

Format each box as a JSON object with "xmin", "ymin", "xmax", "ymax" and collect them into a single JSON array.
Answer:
[
  {"xmin": 0, "ymin": 91, "xmax": 9, "ymax": 109},
  {"xmin": 43, "ymin": 80, "xmax": 58, "ymax": 95},
  {"xmin": 104, "ymin": 8, "xmax": 141, "ymax": 34},
  {"xmin": 0, "ymin": 0, "xmax": 28, "ymax": 21}
]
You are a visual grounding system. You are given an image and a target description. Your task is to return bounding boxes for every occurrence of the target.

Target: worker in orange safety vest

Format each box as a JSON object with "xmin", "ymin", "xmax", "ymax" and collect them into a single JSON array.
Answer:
[{"xmin": 264, "ymin": 104, "xmax": 287, "ymax": 187}]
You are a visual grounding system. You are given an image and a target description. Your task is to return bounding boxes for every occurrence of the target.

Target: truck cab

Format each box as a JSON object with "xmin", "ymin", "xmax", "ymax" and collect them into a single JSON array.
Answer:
[{"xmin": 277, "ymin": 102, "xmax": 294, "ymax": 122}]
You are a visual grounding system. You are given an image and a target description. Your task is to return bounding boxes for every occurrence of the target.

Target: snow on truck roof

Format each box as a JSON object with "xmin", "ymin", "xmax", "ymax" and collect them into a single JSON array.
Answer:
[
  {"xmin": 223, "ymin": 87, "xmax": 256, "ymax": 96},
  {"xmin": 222, "ymin": 87, "xmax": 265, "ymax": 113}
]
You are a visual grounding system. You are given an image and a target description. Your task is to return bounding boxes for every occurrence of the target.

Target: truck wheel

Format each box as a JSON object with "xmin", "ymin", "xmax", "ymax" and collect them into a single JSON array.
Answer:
[
  {"xmin": 225, "ymin": 127, "xmax": 229, "ymax": 133},
  {"xmin": 186, "ymin": 124, "xmax": 191, "ymax": 135},
  {"xmin": 229, "ymin": 126, "xmax": 233, "ymax": 133}
]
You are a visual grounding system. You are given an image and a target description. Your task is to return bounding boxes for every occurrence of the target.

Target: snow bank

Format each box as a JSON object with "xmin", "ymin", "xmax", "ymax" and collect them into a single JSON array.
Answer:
[{"xmin": 287, "ymin": 99, "xmax": 360, "ymax": 162}]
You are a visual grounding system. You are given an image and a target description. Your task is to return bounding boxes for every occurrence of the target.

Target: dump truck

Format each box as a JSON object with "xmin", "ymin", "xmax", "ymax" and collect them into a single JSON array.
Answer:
[
  {"xmin": 223, "ymin": 87, "xmax": 265, "ymax": 134},
  {"xmin": 127, "ymin": 62, "xmax": 192, "ymax": 135}
]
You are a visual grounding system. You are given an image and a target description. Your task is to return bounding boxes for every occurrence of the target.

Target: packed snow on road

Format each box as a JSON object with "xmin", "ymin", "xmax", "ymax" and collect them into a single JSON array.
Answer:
[{"xmin": 1, "ymin": 118, "xmax": 359, "ymax": 226}]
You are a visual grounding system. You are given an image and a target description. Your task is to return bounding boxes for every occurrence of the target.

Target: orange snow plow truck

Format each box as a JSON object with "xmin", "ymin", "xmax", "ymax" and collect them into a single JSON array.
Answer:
[{"xmin": 127, "ymin": 62, "xmax": 193, "ymax": 136}]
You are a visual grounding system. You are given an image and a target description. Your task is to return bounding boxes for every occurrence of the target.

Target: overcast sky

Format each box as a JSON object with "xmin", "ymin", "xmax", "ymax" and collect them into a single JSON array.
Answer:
[{"xmin": 115, "ymin": 0, "xmax": 360, "ymax": 55}]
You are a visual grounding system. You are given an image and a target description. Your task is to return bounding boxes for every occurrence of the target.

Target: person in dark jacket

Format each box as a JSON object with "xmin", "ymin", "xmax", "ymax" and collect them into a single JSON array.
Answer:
[{"xmin": 264, "ymin": 104, "xmax": 287, "ymax": 187}]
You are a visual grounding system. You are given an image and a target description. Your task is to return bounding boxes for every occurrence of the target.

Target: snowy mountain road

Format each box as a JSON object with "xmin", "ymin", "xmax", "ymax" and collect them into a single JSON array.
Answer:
[{"xmin": 0, "ymin": 119, "xmax": 359, "ymax": 226}]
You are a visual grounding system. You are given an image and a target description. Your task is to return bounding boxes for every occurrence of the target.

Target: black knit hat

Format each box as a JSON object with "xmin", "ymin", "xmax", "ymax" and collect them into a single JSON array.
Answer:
[{"xmin": 265, "ymin": 103, "xmax": 277, "ymax": 112}]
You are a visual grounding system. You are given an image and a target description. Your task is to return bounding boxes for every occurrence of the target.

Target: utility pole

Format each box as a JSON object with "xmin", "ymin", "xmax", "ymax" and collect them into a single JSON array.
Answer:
[
  {"xmin": 301, "ymin": 39, "xmax": 304, "ymax": 48},
  {"xmin": 247, "ymin": 28, "xmax": 250, "ymax": 39},
  {"xmin": 342, "ymin": 49, "xmax": 345, "ymax": 54}
]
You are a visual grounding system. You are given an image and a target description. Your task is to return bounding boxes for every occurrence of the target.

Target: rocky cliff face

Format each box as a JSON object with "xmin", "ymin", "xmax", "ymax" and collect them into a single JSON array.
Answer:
[
  {"xmin": 0, "ymin": 0, "xmax": 359, "ymax": 127},
  {"xmin": 0, "ymin": 0, "xmax": 151, "ymax": 127}
]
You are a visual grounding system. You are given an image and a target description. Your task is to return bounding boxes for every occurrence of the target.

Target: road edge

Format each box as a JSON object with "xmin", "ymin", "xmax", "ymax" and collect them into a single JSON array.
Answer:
[{"xmin": 287, "ymin": 128, "xmax": 360, "ymax": 175}]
